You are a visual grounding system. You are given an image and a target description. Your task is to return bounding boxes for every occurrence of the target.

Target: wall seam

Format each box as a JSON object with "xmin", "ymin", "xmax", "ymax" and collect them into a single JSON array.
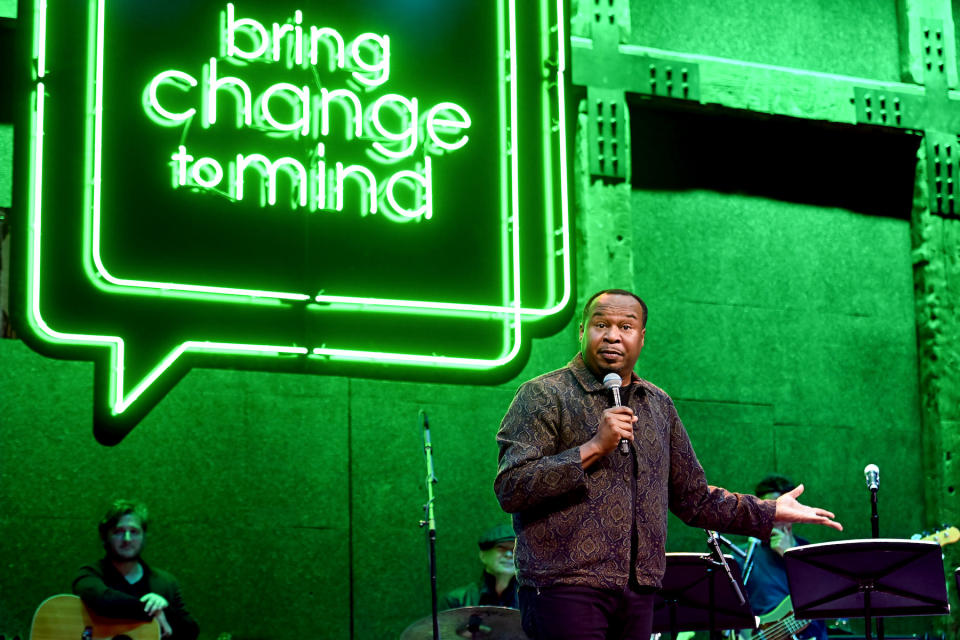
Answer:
[{"xmin": 347, "ymin": 377, "xmax": 355, "ymax": 638}]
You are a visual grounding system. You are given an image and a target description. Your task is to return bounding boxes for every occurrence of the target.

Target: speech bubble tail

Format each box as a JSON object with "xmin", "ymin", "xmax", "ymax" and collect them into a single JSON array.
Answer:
[{"xmin": 92, "ymin": 339, "xmax": 190, "ymax": 445}]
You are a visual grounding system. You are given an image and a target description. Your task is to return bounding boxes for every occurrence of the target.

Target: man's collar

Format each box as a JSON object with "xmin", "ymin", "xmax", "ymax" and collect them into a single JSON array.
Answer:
[
  {"xmin": 569, "ymin": 353, "xmax": 642, "ymax": 393},
  {"xmin": 103, "ymin": 557, "xmax": 150, "ymax": 578}
]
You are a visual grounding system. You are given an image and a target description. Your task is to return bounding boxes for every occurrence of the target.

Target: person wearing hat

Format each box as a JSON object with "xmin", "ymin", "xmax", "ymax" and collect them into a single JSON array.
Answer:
[
  {"xmin": 441, "ymin": 524, "xmax": 519, "ymax": 610},
  {"xmin": 737, "ymin": 474, "xmax": 828, "ymax": 640}
]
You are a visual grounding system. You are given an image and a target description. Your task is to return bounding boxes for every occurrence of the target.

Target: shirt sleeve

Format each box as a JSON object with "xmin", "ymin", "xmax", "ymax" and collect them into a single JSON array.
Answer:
[
  {"xmin": 441, "ymin": 590, "xmax": 463, "ymax": 610},
  {"xmin": 494, "ymin": 380, "xmax": 588, "ymax": 513},
  {"xmin": 154, "ymin": 573, "xmax": 200, "ymax": 640},
  {"xmin": 664, "ymin": 399, "xmax": 776, "ymax": 538},
  {"xmin": 72, "ymin": 565, "xmax": 152, "ymax": 621}
]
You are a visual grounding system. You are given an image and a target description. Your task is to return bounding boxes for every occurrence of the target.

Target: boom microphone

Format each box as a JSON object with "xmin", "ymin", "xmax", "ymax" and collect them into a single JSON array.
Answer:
[{"xmin": 602, "ymin": 373, "xmax": 630, "ymax": 455}]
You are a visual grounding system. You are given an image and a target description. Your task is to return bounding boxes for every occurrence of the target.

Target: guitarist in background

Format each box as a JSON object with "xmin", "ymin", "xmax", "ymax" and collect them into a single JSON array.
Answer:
[
  {"xmin": 739, "ymin": 475, "xmax": 827, "ymax": 640},
  {"xmin": 73, "ymin": 499, "xmax": 200, "ymax": 640}
]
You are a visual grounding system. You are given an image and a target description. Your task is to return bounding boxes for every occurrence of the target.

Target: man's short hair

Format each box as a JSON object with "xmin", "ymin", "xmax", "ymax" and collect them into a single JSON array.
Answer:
[
  {"xmin": 98, "ymin": 499, "xmax": 149, "ymax": 541},
  {"xmin": 582, "ymin": 289, "xmax": 648, "ymax": 328},
  {"xmin": 755, "ymin": 474, "xmax": 796, "ymax": 498}
]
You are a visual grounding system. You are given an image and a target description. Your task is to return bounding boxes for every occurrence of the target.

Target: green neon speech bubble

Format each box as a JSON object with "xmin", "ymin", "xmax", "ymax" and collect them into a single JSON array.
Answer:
[{"xmin": 16, "ymin": 0, "xmax": 572, "ymax": 443}]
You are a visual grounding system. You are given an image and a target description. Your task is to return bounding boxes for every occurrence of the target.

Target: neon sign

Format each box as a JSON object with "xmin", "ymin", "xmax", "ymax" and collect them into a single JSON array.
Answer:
[
  {"xmin": 146, "ymin": 6, "xmax": 471, "ymax": 217},
  {"xmin": 14, "ymin": 0, "xmax": 572, "ymax": 443}
]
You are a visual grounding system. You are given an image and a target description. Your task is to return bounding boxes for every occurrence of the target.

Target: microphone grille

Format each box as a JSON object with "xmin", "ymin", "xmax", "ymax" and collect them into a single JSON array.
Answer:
[
  {"xmin": 602, "ymin": 373, "xmax": 621, "ymax": 390},
  {"xmin": 864, "ymin": 464, "xmax": 879, "ymax": 475}
]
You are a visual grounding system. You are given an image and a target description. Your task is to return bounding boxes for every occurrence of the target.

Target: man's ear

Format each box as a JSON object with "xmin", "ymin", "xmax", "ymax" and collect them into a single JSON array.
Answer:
[{"xmin": 578, "ymin": 323, "xmax": 584, "ymax": 340}]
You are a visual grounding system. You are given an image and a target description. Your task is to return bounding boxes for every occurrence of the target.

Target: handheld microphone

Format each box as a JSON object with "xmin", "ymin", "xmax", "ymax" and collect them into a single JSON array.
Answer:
[
  {"xmin": 602, "ymin": 373, "xmax": 630, "ymax": 455},
  {"xmin": 864, "ymin": 464, "xmax": 879, "ymax": 491}
]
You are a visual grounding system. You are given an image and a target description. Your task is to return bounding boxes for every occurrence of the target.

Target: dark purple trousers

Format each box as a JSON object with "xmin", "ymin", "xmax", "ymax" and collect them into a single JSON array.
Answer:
[{"xmin": 518, "ymin": 584, "xmax": 657, "ymax": 640}]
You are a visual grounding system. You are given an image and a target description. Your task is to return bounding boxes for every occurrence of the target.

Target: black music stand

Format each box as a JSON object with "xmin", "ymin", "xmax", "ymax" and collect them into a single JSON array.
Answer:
[
  {"xmin": 783, "ymin": 539, "xmax": 949, "ymax": 640},
  {"xmin": 652, "ymin": 553, "xmax": 757, "ymax": 640}
]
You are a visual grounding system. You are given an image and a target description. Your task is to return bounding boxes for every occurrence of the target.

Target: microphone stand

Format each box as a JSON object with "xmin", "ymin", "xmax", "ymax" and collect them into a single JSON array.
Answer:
[
  {"xmin": 418, "ymin": 411, "xmax": 440, "ymax": 640},
  {"xmin": 705, "ymin": 530, "xmax": 747, "ymax": 640},
  {"xmin": 715, "ymin": 532, "xmax": 762, "ymax": 593},
  {"xmin": 712, "ymin": 532, "xmax": 748, "ymax": 560},
  {"xmin": 704, "ymin": 529, "xmax": 747, "ymax": 606},
  {"xmin": 869, "ymin": 481, "xmax": 883, "ymax": 640}
]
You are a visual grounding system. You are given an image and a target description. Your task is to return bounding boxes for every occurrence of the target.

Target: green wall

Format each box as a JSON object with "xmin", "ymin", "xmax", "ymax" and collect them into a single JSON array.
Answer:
[
  {"xmin": 0, "ymin": 329, "xmax": 580, "ymax": 640},
  {"xmin": 630, "ymin": 0, "xmax": 900, "ymax": 82},
  {"xmin": 0, "ymin": 179, "xmax": 927, "ymax": 639},
  {"xmin": 624, "ymin": 99, "xmax": 924, "ymax": 556},
  {"xmin": 0, "ymin": 125, "xmax": 10, "ymax": 208},
  {"xmin": 0, "ymin": 0, "xmax": 948, "ymax": 639},
  {"xmin": 634, "ymin": 173, "xmax": 923, "ymax": 545}
]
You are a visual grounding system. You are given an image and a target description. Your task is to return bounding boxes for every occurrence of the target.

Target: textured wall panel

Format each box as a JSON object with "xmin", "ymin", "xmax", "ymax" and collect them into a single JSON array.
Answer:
[
  {"xmin": 630, "ymin": 0, "xmax": 900, "ymax": 82},
  {"xmin": 0, "ymin": 124, "xmax": 10, "ymax": 208},
  {"xmin": 626, "ymin": 106, "xmax": 923, "ymax": 560},
  {"xmin": 0, "ymin": 342, "xmax": 352, "ymax": 640}
]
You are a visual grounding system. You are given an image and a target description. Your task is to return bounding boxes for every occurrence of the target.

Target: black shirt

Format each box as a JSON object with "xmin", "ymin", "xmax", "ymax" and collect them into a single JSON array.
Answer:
[
  {"xmin": 442, "ymin": 571, "xmax": 520, "ymax": 609},
  {"xmin": 73, "ymin": 558, "xmax": 199, "ymax": 640}
]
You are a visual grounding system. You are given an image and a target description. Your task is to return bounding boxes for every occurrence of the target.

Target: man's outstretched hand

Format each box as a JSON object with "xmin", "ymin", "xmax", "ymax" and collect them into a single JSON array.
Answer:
[{"xmin": 774, "ymin": 484, "xmax": 843, "ymax": 531}]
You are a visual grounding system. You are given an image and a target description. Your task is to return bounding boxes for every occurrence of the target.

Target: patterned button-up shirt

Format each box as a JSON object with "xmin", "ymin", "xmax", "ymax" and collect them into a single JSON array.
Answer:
[{"xmin": 495, "ymin": 354, "xmax": 775, "ymax": 589}]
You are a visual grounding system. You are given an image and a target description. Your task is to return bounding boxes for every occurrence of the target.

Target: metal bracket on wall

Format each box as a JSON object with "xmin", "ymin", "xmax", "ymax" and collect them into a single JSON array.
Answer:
[
  {"xmin": 586, "ymin": 0, "xmax": 630, "ymax": 44},
  {"xmin": 852, "ymin": 88, "xmax": 910, "ymax": 128},
  {"xmin": 919, "ymin": 19, "xmax": 960, "ymax": 216},
  {"xmin": 587, "ymin": 87, "xmax": 629, "ymax": 181},
  {"xmin": 640, "ymin": 58, "xmax": 699, "ymax": 101},
  {"xmin": 853, "ymin": 18, "xmax": 960, "ymax": 217},
  {"xmin": 856, "ymin": 87, "xmax": 960, "ymax": 217},
  {"xmin": 926, "ymin": 132, "xmax": 959, "ymax": 216},
  {"xmin": 577, "ymin": 0, "xmax": 631, "ymax": 181},
  {"xmin": 920, "ymin": 17, "xmax": 950, "ymax": 93},
  {"xmin": 571, "ymin": 45, "xmax": 701, "ymax": 102}
]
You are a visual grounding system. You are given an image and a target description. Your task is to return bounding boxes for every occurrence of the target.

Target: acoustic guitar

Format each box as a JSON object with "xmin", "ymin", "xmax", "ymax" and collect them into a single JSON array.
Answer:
[
  {"xmin": 30, "ymin": 594, "xmax": 160, "ymax": 640},
  {"xmin": 743, "ymin": 526, "xmax": 959, "ymax": 640}
]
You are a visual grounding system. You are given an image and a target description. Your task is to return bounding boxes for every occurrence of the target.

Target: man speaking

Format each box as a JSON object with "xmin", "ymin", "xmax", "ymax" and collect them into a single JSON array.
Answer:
[{"xmin": 495, "ymin": 289, "xmax": 841, "ymax": 639}]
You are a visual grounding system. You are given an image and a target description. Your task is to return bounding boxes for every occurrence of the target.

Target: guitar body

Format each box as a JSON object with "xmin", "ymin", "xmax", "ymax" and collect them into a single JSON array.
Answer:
[
  {"xmin": 742, "ymin": 596, "xmax": 810, "ymax": 640},
  {"xmin": 31, "ymin": 594, "xmax": 160, "ymax": 640}
]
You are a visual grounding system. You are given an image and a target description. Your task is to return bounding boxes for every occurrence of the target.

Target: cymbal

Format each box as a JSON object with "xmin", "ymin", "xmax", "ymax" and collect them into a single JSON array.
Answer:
[{"xmin": 400, "ymin": 606, "xmax": 525, "ymax": 640}]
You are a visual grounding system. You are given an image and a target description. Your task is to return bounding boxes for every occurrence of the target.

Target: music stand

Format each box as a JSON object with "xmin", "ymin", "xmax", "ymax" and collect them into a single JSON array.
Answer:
[
  {"xmin": 652, "ymin": 553, "xmax": 757, "ymax": 640},
  {"xmin": 783, "ymin": 539, "xmax": 949, "ymax": 640}
]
